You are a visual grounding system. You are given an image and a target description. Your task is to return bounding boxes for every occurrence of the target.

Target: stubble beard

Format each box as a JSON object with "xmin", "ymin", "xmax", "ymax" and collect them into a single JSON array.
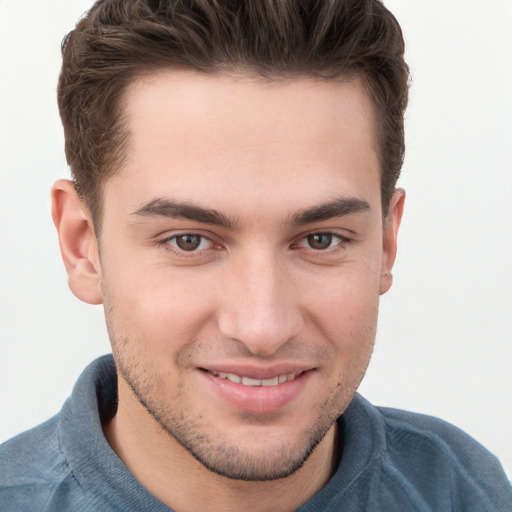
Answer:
[
  {"xmin": 103, "ymin": 293, "xmax": 373, "ymax": 482},
  {"xmin": 115, "ymin": 353, "xmax": 347, "ymax": 481}
]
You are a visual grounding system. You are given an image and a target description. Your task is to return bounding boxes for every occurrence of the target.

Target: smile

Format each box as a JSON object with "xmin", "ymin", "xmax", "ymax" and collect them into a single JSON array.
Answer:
[
  {"xmin": 202, "ymin": 367, "xmax": 313, "ymax": 413},
  {"xmin": 207, "ymin": 369, "xmax": 300, "ymax": 387}
]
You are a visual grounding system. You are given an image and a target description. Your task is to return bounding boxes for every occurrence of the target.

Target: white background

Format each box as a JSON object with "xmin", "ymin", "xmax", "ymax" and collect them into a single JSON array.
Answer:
[{"xmin": 1, "ymin": 0, "xmax": 511, "ymax": 475}]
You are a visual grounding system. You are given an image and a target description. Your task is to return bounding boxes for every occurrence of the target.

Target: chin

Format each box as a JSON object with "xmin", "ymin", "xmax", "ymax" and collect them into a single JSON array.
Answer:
[{"xmin": 171, "ymin": 424, "xmax": 332, "ymax": 482}]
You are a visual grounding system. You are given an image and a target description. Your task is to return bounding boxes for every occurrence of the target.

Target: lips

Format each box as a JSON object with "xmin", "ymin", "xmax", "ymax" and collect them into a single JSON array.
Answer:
[
  {"xmin": 206, "ymin": 369, "xmax": 299, "ymax": 387},
  {"xmin": 199, "ymin": 366, "xmax": 313, "ymax": 413}
]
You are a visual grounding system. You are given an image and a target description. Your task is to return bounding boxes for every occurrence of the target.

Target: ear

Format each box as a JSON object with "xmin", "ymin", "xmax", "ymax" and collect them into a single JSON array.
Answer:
[
  {"xmin": 51, "ymin": 179, "xmax": 103, "ymax": 304},
  {"xmin": 380, "ymin": 188, "xmax": 405, "ymax": 295}
]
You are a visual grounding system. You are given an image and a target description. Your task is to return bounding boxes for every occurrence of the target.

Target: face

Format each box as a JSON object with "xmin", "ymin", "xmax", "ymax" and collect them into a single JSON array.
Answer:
[{"xmin": 94, "ymin": 72, "xmax": 401, "ymax": 481}]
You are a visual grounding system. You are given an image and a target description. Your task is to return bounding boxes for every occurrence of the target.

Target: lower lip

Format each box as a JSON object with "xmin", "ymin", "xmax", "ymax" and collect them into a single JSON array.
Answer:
[{"xmin": 200, "ymin": 370, "xmax": 313, "ymax": 414}]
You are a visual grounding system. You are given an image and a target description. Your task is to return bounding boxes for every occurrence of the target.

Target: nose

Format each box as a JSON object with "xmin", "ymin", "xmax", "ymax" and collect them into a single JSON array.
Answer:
[{"xmin": 217, "ymin": 250, "xmax": 304, "ymax": 357}]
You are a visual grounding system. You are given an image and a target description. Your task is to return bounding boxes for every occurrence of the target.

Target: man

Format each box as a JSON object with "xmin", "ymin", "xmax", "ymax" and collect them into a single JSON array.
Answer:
[{"xmin": 1, "ymin": 0, "xmax": 511, "ymax": 510}]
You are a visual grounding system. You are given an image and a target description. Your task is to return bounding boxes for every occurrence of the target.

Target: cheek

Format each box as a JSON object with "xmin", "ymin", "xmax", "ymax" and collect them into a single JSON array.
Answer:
[
  {"xmin": 302, "ymin": 267, "xmax": 380, "ymax": 348},
  {"xmin": 103, "ymin": 263, "xmax": 218, "ymax": 350}
]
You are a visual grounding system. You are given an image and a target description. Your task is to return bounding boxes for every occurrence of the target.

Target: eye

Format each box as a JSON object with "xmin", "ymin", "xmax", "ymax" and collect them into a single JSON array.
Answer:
[
  {"xmin": 167, "ymin": 234, "xmax": 213, "ymax": 252},
  {"xmin": 296, "ymin": 232, "xmax": 345, "ymax": 251}
]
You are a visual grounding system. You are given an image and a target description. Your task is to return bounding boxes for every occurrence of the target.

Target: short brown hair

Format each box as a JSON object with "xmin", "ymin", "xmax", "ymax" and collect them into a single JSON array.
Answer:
[{"xmin": 58, "ymin": 0, "xmax": 409, "ymax": 226}]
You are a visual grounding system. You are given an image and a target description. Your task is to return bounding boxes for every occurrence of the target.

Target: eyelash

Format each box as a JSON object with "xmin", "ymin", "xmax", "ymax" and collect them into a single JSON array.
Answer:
[
  {"xmin": 293, "ymin": 233, "xmax": 349, "ymax": 252},
  {"xmin": 158, "ymin": 233, "xmax": 218, "ymax": 256},
  {"xmin": 158, "ymin": 231, "xmax": 351, "ymax": 256}
]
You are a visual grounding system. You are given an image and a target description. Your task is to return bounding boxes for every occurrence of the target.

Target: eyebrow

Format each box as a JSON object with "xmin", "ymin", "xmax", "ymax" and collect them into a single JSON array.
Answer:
[
  {"xmin": 131, "ymin": 198, "xmax": 238, "ymax": 229},
  {"xmin": 289, "ymin": 197, "xmax": 370, "ymax": 226},
  {"xmin": 131, "ymin": 196, "xmax": 370, "ymax": 229}
]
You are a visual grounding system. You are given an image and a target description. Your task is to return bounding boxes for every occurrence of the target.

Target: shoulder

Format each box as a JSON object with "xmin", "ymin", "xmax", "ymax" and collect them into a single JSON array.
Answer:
[
  {"xmin": 377, "ymin": 405, "xmax": 502, "ymax": 469},
  {"xmin": 375, "ymin": 405, "xmax": 512, "ymax": 510},
  {"xmin": 0, "ymin": 414, "xmax": 73, "ymax": 511}
]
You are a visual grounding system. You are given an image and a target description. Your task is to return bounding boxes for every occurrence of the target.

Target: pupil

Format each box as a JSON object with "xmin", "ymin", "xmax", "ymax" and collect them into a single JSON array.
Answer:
[
  {"xmin": 308, "ymin": 233, "xmax": 332, "ymax": 250},
  {"xmin": 176, "ymin": 235, "xmax": 201, "ymax": 251}
]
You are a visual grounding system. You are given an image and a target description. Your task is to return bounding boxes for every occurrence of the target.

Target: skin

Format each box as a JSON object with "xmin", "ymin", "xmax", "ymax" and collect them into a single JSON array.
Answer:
[{"xmin": 52, "ymin": 71, "xmax": 404, "ymax": 512}]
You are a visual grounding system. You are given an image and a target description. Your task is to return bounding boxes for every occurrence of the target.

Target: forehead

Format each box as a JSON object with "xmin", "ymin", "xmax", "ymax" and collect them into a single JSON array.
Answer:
[
  {"xmin": 106, "ymin": 71, "xmax": 381, "ymax": 219},
  {"xmin": 123, "ymin": 71, "xmax": 378, "ymax": 157}
]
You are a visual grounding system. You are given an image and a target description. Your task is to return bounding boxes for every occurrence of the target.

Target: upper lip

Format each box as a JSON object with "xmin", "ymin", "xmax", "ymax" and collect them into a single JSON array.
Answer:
[{"xmin": 198, "ymin": 363, "xmax": 314, "ymax": 380}]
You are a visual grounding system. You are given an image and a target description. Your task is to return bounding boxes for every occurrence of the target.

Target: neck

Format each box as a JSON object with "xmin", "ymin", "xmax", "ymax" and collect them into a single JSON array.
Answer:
[{"xmin": 103, "ymin": 379, "xmax": 340, "ymax": 512}]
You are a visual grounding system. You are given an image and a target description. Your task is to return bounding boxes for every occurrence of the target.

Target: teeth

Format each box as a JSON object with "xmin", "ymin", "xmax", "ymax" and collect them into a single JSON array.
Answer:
[
  {"xmin": 216, "ymin": 372, "xmax": 241, "ymax": 384},
  {"xmin": 242, "ymin": 377, "xmax": 262, "ymax": 386},
  {"xmin": 209, "ymin": 370, "xmax": 298, "ymax": 386}
]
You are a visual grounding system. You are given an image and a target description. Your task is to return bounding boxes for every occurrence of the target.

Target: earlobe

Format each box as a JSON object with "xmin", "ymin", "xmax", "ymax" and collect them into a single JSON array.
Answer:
[
  {"xmin": 51, "ymin": 179, "xmax": 103, "ymax": 305},
  {"xmin": 380, "ymin": 189, "xmax": 405, "ymax": 295}
]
